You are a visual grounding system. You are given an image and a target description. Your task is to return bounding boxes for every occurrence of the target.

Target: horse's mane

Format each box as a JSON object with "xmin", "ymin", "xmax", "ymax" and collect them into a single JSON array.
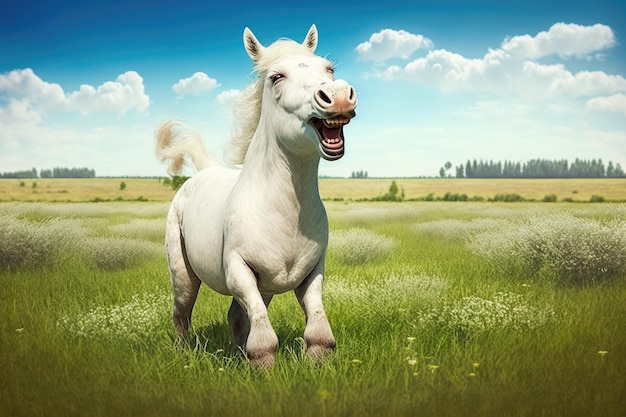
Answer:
[{"xmin": 224, "ymin": 39, "xmax": 317, "ymax": 166}]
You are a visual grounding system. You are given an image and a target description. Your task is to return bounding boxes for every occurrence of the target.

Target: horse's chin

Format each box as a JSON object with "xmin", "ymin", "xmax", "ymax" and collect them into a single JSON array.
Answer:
[{"xmin": 309, "ymin": 117, "xmax": 347, "ymax": 161}]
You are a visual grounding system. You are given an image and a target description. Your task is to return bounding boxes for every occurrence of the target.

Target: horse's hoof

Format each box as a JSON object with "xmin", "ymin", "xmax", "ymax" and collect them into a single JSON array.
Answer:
[
  {"xmin": 306, "ymin": 341, "xmax": 336, "ymax": 361},
  {"xmin": 248, "ymin": 352, "xmax": 276, "ymax": 369}
]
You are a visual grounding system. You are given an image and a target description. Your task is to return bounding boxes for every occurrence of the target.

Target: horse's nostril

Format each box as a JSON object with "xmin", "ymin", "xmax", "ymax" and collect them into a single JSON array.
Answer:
[
  {"xmin": 317, "ymin": 90, "xmax": 332, "ymax": 105},
  {"xmin": 349, "ymin": 87, "xmax": 355, "ymax": 101}
]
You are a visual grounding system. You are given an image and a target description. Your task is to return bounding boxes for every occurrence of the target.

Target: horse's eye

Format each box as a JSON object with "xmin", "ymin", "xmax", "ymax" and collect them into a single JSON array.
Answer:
[
  {"xmin": 327, "ymin": 66, "xmax": 335, "ymax": 75},
  {"xmin": 270, "ymin": 73, "xmax": 285, "ymax": 84}
]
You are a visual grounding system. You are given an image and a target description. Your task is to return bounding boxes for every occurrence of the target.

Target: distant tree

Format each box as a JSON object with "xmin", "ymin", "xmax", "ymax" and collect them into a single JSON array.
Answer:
[
  {"xmin": 455, "ymin": 164, "xmax": 464, "ymax": 178},
  {"xmin": 51, "ymin": 167, "xmax": 96, "ymax": 178},
  {"xmin": 171, "ymin": 176, "xmax": 189, "ymax": 190},
  {"xmin": 350, "ymin": 170, "xmax": 369, "ymax": 179},
  {"xmin": 465, "ymin": 160, "xmax": 473, "ymax": 178},
  {"xmin": 389, "ymin": 180, "xmax": 398, "ymax": 196},
  {"xmin": 373, "ymin": 180, "xmax": 403, "ymax": 201},
  {"xmin": 607, "ymin": 161, "xmax": 615, "ymax": 177},
  {"xmin": 119, "ymin": 181, "xmax": 127, "ymax": 191},
  {"xmin": 0, "ymin": 168, "xmax": 38, "ymax": 178},
  {"xmin": 447, "ymin": 158, "xmax": 625, "ymax": 178}
]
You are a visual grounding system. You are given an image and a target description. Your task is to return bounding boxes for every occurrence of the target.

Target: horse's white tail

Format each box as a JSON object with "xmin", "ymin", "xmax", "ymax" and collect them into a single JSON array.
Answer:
[{"xmin": 156, "ymin": 120, "xmax": 218, "ymax": 175}]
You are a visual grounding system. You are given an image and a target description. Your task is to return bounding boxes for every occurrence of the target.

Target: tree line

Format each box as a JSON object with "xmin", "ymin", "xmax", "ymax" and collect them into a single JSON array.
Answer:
[
  {"xmin": 441, "ymin": 158, "xmax": 625, "ymax": 178},
  {"xmin": 0, "ymin": 167, "xmax": 96, "ymax": 179},
  {"xmin": 350, "ymin": 170, "xmax": 369, "ymax": 179}
]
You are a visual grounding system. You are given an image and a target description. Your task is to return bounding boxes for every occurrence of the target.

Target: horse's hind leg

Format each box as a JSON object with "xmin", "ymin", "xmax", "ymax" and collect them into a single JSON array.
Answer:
[{"xmin": 165, "ymin": 208, "xmax": 201, "ymax": 341}]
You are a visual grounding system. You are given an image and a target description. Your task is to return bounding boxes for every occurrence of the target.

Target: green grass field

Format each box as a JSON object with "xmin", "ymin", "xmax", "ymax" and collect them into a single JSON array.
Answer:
[
  {"xmin": 1, "ymin": 177, "xmax": 625, "ymax": 202},
  {"xmin": 1, "ymin": 200, "xmax": 624, "ymax": 417}
]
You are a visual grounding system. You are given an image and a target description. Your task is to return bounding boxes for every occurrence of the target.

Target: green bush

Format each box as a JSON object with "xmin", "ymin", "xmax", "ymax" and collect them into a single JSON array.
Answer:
[
  {"xmin": 442, "ymin": 192, "xmax": 469, "ymax": 201},
  {"xmin": 79, "ymin": 237, "xmax": 162, "ymax": 270},
  {"xmin": 372, "ymin": 180, "xmax": 404, "ymax": 201},
  {"xmin": 162, "ymin": 175, "xmax": 190, "ymax": 191},
  {"xmin": 542, "ymin": 193, "xmax": 557, "ymax": 202},
  {"xmin": 0, "ymin": 214, "xmax": 85, "ymax": 270},
  {"xmin": 491, "ymin": 193, "xmax": 525, "ymax": 202},
  {"xmin": 329, "ymin": 228, "xmax": 396, "ymax": 265},
  {"xmin": 419, "ymin": 292, "xmax": 554, "ymax": 339},
  {"xmin": 469, "ymin": 212, "xmax": 626, "ymax": 285},
  {"xmin": 57, "ymin": 292, "xmax": 170, "ymax": 344}
]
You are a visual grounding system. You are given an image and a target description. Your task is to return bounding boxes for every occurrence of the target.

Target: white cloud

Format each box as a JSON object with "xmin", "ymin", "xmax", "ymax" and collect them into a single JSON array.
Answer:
[
  {"xmin": 374, "ymin": 23, "xmax": 626, "ymax": 101},
  {"xmin": 68, "ymin": 71, "xmax": 150, "ymax": 114},
  {"xmin": 0, "ymin": 68, "xmax": 66, "ymax": 110},
  {"xmin": 172, "ymin": 72, "xmax": 220, "ymax": 96},
  {"xmin": 355, "ymin": 29, "xmax": 433, "ymax": 62},
  {"xmin": 0, "ymin": 68, "xmax": 150, "ymax": 116},
  {"xmin": 500, "ymin": 23, "xmax": 617, "ymax": 60},
  {"xmin": 216, "ymin": 89, "xmax": 241, "ymax": 108},
  {"xmin": 586, "ymin": 93, "xmax": 626, "ymax": 115},
  {"xmin": 0, "ymin": 99, "xmax": 42, "ymax": 125}
]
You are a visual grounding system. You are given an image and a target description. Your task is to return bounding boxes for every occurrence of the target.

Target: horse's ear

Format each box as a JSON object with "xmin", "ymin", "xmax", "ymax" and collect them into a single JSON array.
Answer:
[
  {"xmin": 243, "ymin": 27, "xmax": 264, "ymax": 62},
  {"xmin": 303, "ymin": 24, "xmax": 318, "ymax": 53}
]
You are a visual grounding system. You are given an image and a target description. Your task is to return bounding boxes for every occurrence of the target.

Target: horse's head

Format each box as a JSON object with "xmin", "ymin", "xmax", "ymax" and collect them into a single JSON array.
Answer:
[{"xmin": 243, "ymin": 25, "xmax": 357, "ymax": 161}]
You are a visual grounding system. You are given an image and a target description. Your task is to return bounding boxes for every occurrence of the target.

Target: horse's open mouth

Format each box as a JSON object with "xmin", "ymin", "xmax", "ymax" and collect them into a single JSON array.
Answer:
[{"xmin": 309, "ymin": 117, "xmax": 350, "ymax": 161}]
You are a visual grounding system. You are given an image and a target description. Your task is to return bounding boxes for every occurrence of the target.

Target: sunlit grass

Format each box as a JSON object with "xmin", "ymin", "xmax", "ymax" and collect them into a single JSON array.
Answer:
[{"xmin": 0, "ymin": 201, "xmax": 624, "ymax": 417}]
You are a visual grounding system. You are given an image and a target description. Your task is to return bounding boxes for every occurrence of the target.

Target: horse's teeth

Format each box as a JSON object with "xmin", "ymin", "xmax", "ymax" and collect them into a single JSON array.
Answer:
[{"xmin": 324, "ymin": 117, "xmax": 348, "ymax": 127}]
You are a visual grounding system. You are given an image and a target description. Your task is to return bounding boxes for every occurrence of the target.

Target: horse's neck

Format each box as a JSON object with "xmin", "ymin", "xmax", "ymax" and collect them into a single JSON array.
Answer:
[{"xmin": 238, "ymin": 127, "xmax": 322, "ymax": 211}]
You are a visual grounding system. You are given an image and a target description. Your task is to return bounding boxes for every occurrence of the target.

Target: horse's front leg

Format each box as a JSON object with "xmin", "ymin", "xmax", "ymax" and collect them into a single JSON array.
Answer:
[
  {"xmin": 295, "ymin": 264, "xmax": 336, "ymax": 360},
  {"xmin": 228, "ymin": 294, "xmax": 273, "ymax": 352},
  {"xmin": 225, "ymin": 253, "xmax": 278, "ymax": 368}
]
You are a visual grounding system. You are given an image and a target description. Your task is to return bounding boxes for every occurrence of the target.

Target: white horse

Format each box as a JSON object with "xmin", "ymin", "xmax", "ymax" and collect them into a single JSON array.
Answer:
[{"xmin": 156, "ymin": 25, "xmax": 357, "ymax": 367}]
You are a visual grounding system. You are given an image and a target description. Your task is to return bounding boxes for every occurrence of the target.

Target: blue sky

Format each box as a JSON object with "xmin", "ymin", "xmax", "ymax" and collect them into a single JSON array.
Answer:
[{"xmin": 1, "ymin": 0, "xmax": 625, "ymax": 177}]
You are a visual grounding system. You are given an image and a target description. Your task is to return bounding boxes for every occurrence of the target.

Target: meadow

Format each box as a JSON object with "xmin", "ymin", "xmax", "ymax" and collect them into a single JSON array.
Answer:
[
  {"xmin": 1, "ymin": 198, "xmax": 625, "ymax": 416},
  {"xmin": 1, "ymin": 177, "xmax": 626, "ymax": 202}
]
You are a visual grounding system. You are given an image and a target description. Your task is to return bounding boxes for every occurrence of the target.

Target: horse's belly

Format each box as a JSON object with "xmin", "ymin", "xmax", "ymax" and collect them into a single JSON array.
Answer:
[
  {"xmin": 185, "ymin": 230, "xmax": 230, "ymax": 295},
  {"xmin": 180, "ymin": 168, "xmax": 238, "ymax": 295}
]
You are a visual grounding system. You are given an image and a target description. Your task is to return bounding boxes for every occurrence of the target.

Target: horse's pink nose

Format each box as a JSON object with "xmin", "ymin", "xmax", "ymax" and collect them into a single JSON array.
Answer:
[{"xmin": 314, "ymin": 80, "xmax": 357, "ymax": 117}]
